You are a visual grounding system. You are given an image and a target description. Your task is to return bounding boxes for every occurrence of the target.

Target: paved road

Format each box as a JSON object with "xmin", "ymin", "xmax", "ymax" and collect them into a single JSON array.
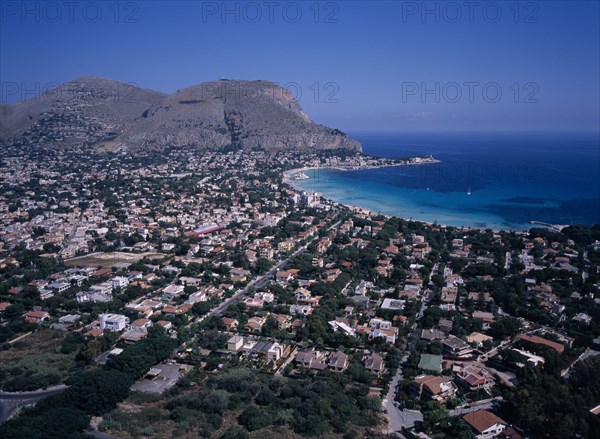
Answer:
[
  {"xmin": 384, "ymin": 289, "xmax": 433, "ymax": 435},
  {"xmin": 206, "ymin": 243, "xmax": 309, "ymax": 319},
  {"xmin": 0, "ymin": 385, "xmax": 67, "ymax": 425},
  {"xmin": 562, "ymin": 348, "xmax": 600, "ymax": 379},
  {"xmin": 477, "ymin": 339, "xmax": 511, "ymax": 362},
  {"xmin": 86, "ymin": 428, "xmax": 121, "ymax": 439},
  {"xmin": 205, "ymin": 220, "xmax": 340, "ymax": 320},
  {"xmin": 449, "ymin": 397, "xmax": 502, "ymax": 417},
  {"xmin": 384, "ymin": 352, "xmax": 423, "ymax": 436}
]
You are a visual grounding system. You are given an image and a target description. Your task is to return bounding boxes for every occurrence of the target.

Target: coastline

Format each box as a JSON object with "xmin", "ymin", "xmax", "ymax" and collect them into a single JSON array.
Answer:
[
  {"xmin": 282, "ymin": 155, "xmax": 441, "ymax": 192},
  {"xmin": 282, "ymin": 156, "xmax": 465, "ymax": 231},
  {"xmin": 282, "ymin": 157, "xmax": 528, "ymax": 233}
]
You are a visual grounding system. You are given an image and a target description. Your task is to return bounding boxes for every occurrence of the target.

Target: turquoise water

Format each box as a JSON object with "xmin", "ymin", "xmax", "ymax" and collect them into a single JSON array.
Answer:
[{"xmin": 295, "ymin": 132, "xmax": 600, "ymax": 230}]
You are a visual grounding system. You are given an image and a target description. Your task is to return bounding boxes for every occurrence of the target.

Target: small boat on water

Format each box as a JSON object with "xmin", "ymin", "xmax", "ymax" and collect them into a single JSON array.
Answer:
[{"xmin": 467, "ymin": 186, "xmax": 472, "ymax": 196}]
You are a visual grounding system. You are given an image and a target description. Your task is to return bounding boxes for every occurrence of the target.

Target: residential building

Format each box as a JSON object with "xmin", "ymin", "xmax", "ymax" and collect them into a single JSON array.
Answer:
[
  {"xmin": 99, "ymin": 313, "xmax": 129, "ymax": 331},
  {"xmin": 442, "ymin": 336, "xmax": 474, "ymax": 358},
  {"xmin": 111, "ymin": 276, "xmax": 130, "ymax": 289},
  {"xmin": 463, "ymin": 410, "xmax": 507, "ymax": 439},
  {"xmin": 467, "ymin": 332, "xmax": 493, "ymax": 347},
  {"xmin": 520, "ymin": 334, "xmax": 565, "ymax": 354},
  {"xmin": 328, "ymin": 350, "xmax": 349, "ymax": 372},
  {"xmin": 130, "ymin": 318, "xmax": 153, "ymax": 330},
  {"xmin": 90, "ymin": 282, "xmax": 113, "ymax": 295},
  {"xmin": 295, "ymin": 349, "xmax": 327, "ymax": 370},
  {"xmin": 244, "ymin": 340, "xmax": 283, "ymax": 362},
  {"xmin": 245, "ymin": 316, "xmax": 267, "ymax": 333},
  {"xmin": 222, "ymin": 317, "xmax": 239, "ymax": 331},
  {"xmin": 23, "ymin": 310, "xmax": 50, "ymax": 324},
  {"xmin": 410, "ymin": 375, "xmax": 458, "ymax": 402},
  {"xmin": 364, "ymin": 352, "xmax": 384, "ymax": 375},
  {"xmin": 456, "ymin": 366, "xmax": 495, "ymax": 391},
  {"xmin": 227, "ymin": 335, "xmax": 244, "ymax": 352},
  {"xmin": 120, "ymin": 328, "xmax": 148, "ymax": 344},
  {"xmin": 163, "ymin": 284, "xmax": 185, "ymax": 297}
]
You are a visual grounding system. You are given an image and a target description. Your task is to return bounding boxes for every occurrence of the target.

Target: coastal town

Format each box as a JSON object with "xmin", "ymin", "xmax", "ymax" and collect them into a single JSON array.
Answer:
[{"xmin": 0, "ymin": 146, "xmax": 599, "ymax": 439}]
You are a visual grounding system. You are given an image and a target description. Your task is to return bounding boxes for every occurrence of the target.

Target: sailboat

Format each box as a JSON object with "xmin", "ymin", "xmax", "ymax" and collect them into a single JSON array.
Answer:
[{"xmin": 467, "ymin": 186, "xmax": 472, "ymax": 196}]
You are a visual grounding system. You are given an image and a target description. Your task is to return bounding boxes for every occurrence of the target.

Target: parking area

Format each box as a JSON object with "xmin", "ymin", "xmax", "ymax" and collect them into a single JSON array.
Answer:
[{"xmin": 131, "ymin": 363, "xmax": 193, "ymax": 394}]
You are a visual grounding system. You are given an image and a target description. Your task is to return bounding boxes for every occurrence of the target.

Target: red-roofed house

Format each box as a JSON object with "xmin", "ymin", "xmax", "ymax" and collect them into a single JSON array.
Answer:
[
  {"xmin": 463, "ymin": 410, "xmax": 507, "ymax": 439},
  {"xmin": 456, "ymin": 366, "xmax": 495, "ymax": 391},
  {"xmin": 222, "ymin": 317, "xmax": 239, "ymax": 331},
  {"xmin": 131, "ymin": 318, "xmax": 153, "ymax": 330},
  {"xmin": 84, "ymin": 328, "xmax": 104, "ymax": 337},
  {"xmin": 157, "ymin": 320, "xmax": 173, "ymax": 330},
  {"xmin": 23, "ymin": 310, "xmax": 50, "ymax": 324},
  {"xmin": 520, "ymin": 334, "xmax": 565, "ymax": 353},
  {"xmin": 92, "ymin": 268, "xmax": 112, "ymax": 278},
  {"xmin": 275, "ymin": 270, "xmax": 292, "ymax": 283}
]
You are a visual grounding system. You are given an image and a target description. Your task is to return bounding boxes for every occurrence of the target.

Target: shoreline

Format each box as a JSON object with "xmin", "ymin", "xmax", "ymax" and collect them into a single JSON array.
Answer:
[
  {"xmin": 282, "ymin": 156, "xmax": 440, "ymax": 191},
  {"xmin": 282, "ymin": 158, "xmax": 529, "ymax": 234}
]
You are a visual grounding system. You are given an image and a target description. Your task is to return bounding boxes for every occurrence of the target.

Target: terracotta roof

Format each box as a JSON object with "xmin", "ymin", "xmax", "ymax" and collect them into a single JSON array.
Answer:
[
  {"xmin": 84, "ymin": 328, "xmax": 104, "ymax": 337},
  {"xmin": 463, "ymin": 410, "xmax": 507, "ymax": 433},
  {"xmin": 412, "ymin": 375, "xmax": 453, "ymax": 395},
  {"xmin": 23, "ymin": 311, "xmax": 49, "ymax": 319},
  {"xmin": 521, "ymin": 334, "xmax": 564, "ymax": 353}
]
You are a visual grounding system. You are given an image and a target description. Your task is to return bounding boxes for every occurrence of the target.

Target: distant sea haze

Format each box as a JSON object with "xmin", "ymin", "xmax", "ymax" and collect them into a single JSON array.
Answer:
[{"xmin": 297, "ymin": 131, "xmax": 600, "ymax": 231}]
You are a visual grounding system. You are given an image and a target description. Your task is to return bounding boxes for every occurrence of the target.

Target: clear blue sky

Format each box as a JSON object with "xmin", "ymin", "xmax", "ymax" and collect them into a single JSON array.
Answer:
[{"xmin": 1, "ymin": 0, "xmax": 598, "ymax": 132}]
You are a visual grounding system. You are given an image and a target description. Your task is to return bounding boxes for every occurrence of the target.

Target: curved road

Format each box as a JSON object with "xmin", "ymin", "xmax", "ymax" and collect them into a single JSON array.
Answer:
[{"xmin": 0, "ymin": 385, "xmax": 67, "ymax": 425}]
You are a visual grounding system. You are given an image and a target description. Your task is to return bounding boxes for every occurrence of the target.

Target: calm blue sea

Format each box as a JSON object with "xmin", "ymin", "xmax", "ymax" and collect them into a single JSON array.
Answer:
[{"xmin": 296, "ymin": 132, "xmax": 600, "ymax": 231}]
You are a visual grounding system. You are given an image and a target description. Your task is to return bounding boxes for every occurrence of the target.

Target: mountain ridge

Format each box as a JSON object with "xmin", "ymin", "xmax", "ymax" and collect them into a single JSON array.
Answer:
[{"xmin": 0, "ymin": 77, "xmax": 361, "ymax": 153}]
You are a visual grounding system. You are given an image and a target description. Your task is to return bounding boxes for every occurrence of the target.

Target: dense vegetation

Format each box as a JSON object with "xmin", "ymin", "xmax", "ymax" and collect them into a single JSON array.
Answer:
[
  {"xmin": 502, "ymin": 355, "xmax": 600, "ymax": 439},
  {"xmin": 0, "ymin": 327, "xmax": 175, "ymax": 439},
  {"xmin": 101, "ymin": 367, "xmax": 383, "ymax": 438}
]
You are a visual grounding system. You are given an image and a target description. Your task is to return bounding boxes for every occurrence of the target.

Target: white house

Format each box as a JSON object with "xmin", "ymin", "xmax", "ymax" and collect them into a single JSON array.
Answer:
[
  {"xmin": 111, "ymin": 276, "xmax": 129, "ymax": 289},
  {"xmin": 227, "ymin": 335, "xmax": 244, "ymax": 352},
  {"xmin": 163, "ymin": 284, "xmax": 185, "ymax": 297},
  {"xmin": 90, "ymin": 282, "xmax": 113, "ymax": 295},
  {"xmin": 254, "ymin": 292, "xmax": 274, "ymax": 303},
  {"xmin": 99, "ymin": 313, "xmax": 129, "ymax": 331},
  {"xmin": 48, "ymin": 281, "xmax": 70, "ymax": 294}
]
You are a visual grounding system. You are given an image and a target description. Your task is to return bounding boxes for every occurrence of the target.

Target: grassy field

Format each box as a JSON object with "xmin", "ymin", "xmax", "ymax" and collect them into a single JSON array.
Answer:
[
  {"xmin": 0, "ymin": 330, "xmax": 66, "ymax": 362},
  {"xmin": 0, "ymin": 330, "xmax": 75, "ymax": 391},
  {"xmin": 64, "ymin": 252, "xmax": 165, "ymax": 268}
]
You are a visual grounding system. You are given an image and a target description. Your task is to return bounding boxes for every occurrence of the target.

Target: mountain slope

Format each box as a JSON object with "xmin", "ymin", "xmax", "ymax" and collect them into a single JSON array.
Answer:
[
  {"xmin": 0, "ymin": 77, "xmax": 167, "ymax": 150},
  {"xmin": 0, "ymin": 77, "xmax": 361, "ymax": 153}
]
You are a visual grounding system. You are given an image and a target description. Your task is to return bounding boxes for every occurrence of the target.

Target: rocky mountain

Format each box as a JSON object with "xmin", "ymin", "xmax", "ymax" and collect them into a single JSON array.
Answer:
[
  {"xmin": 0, "ymin": 77, "xmax": 167, "ymax": 151},
  {"xmin": 0, "ymin": 77, "xmax": 361, "ymax": 153}
]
